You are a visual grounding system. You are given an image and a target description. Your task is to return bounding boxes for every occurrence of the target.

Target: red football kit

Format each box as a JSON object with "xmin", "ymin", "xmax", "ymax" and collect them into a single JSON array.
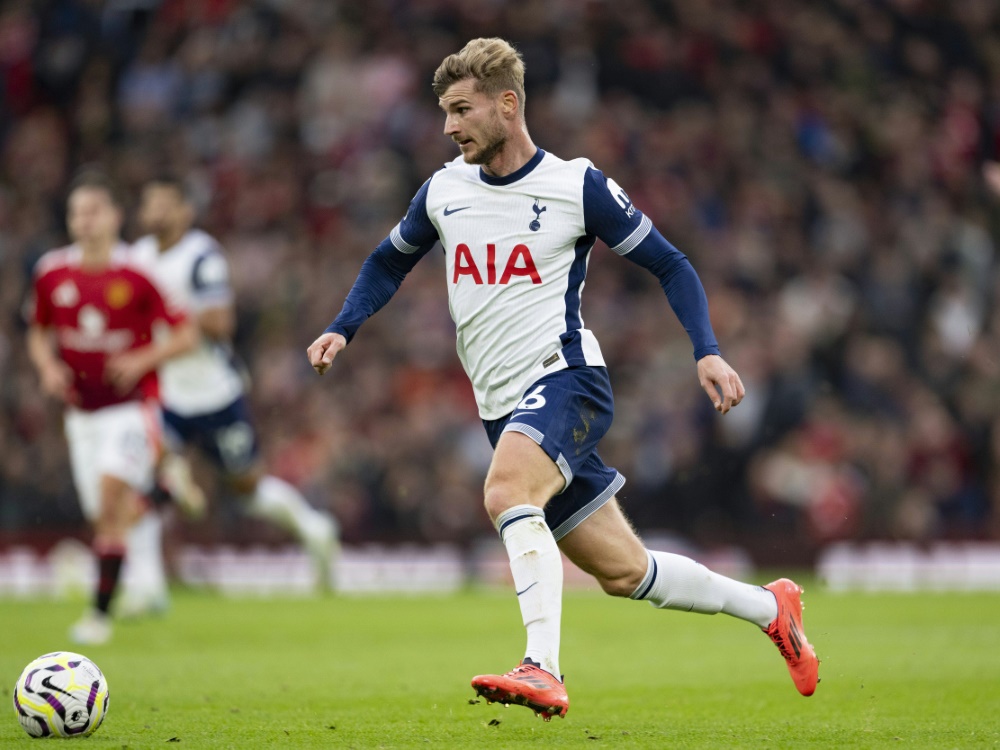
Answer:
[{"xmin": 32, "ymin": 244, "xmax": 187, "ymax": 411}]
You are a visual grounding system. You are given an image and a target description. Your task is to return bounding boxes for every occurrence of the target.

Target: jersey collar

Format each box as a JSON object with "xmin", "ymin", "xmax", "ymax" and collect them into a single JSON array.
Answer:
[{"xmin": 478, "ymin": 148, "xmax": 545, "ymax": 186}]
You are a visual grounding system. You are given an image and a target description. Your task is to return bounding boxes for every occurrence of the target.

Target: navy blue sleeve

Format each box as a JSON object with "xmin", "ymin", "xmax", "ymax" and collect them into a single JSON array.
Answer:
[
  {"xmin": 582, "ymin": 166, "xmax": 647, "ymax": 247},
  {"xmin": 324, "ymin": 180, "xmax": 439, "ymax": 343},
  {"xmin": 623, "ymin": 228, "xmax": 720, "ymax": 359},
  {"xmin": 583, "ymin": 167, "xmax": 720, "ymax": 360}
]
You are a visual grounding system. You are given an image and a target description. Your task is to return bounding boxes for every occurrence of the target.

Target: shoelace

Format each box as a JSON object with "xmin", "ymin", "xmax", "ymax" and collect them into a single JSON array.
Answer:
[
  {"xmin": 768, "ymin": 620, "xmax": 796, "ymax": 661},
  {"xmin": 509, "ymin": 665, "xmax": 540, "ymax": 677}
]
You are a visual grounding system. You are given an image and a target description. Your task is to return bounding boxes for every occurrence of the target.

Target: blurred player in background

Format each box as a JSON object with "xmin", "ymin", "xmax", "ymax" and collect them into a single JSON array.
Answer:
[
  {"xmin": 27, "ymin": 169, "xmax": 199, "ymax": 644},
  {"xmin": 308, "ymin": 38, "xmax": 819, "ymax": 719},
  {"xmin": 129, "ymin": 176, "xmax": 339, "ymax": 605}
]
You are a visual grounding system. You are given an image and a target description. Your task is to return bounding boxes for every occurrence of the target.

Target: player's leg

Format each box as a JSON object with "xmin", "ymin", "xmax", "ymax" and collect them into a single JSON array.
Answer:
[
  {"xmin": 69, "ymin": 402, "xmax": 163, "ymax": 644},
  {"xmin": 70, "ymin": 477, "xmax": 140, "ymax": 645},
  {"xmin": 237, "ymin": 467, "xmax": 336, "ymax": 555},
  {"xmin": 93, "ymin": 473, "xmax": 142, "ymax": 610},
  {"xmin": 118, "ymin": 509, "xmax": 169, "ymax": 619},
  {"xmin": 123, "ymin": 414, "xmax": 202, "ymax": 617},
  {"xmin": 557, "ymin": 498, "xmax": 819, "ymax": 696},
  {"xmin": 557, "ymin": 498, "xmax": 775, "ymax": 617},
  {"xmin": 64, "ymin": 408, "xmax": 113, "ymax": 644},
  {"xmin": 205, "ymin": 398, "xmax": 339, "ymax": 589},
  {"xmin": 154, "ymin": 409, "xmax": 207, "ymax": 518},
  {"xmin": 484, "ymin": 430, "xmax": 566, "ymax": 676},
  {"xmin": 472, "ymin": 430, "xmax": 568, "ymax": 719},
  {"xmin": 471, "ymin": 367, "xmax": 622, "ymax": 720},
  {"xmin": 119, "ymin": 411, "xmax": 182, "ymax": 618}
]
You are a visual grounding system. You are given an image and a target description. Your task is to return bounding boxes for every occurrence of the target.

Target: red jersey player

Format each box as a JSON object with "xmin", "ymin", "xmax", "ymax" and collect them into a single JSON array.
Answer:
[{"xmin": 27, "ymin": 170, "xmax": 198, "ymax": 645}]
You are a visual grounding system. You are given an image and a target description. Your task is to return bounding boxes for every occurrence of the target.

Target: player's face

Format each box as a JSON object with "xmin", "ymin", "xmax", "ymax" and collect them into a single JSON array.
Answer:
[
  {"xmin": 67, "ymin": 187, "xmax": 122, "ymax": 247},
  {"xmin": 440, "ymin": 79, "xmax": 508, "ymax": 166},
  {"xmin": 139, "ymin": 184, "xmax": 193, "ymax": 237}
]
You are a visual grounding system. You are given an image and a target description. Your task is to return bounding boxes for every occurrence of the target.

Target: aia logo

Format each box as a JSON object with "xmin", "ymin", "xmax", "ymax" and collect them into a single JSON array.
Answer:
[{"xmin": 453, "ymin": 243, "xmax": 541, "ymax": 285}]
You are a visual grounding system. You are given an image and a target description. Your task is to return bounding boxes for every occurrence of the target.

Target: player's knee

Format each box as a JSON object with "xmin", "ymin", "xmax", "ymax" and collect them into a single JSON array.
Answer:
[
  {"xmin": 482, "ymin": 482, "xmax": 518, "ymax": 522},
  {"xmin": 228, "ymin": 471, "xmax": 259, "ymax": 496}
]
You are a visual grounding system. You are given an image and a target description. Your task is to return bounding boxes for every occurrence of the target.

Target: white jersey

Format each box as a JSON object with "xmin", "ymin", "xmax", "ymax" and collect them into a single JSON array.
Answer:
[
  {"xmin": 390, "ymin": 151, "xmax": 652, "ymax": 418},
  {"xmin": 130, "ymin": 229, "xmax": 245, "ymax": 416},
  {"xmin": 329, "ymin": 148, "xmax": 718, "ymax": 420},
  {"xmin": 425, "ymin": 154, "xmax": 602, "ymax": 418}
]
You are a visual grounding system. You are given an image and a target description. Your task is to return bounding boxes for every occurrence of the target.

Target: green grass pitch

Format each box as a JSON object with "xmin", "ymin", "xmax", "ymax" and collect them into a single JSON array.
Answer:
[{"xmin": 1, "ymin": 584, "xmax": 998, "ymax": 748}]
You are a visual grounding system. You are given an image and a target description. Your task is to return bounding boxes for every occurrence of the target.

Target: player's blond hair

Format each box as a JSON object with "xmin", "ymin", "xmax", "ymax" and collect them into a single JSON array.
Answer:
[{"xmin": 432, "ymin": 38, "xmax": 526, "ymax": 116}]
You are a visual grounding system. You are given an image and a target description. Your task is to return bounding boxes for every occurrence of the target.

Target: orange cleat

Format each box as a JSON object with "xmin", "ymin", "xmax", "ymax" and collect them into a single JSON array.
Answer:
[
  {"xmin": 763, "ymin": 578, "xmax": 819, "ymax": 696},
  {"xmin": 471, "ymin": 659, "xmax": 569, "ymax": 721}
]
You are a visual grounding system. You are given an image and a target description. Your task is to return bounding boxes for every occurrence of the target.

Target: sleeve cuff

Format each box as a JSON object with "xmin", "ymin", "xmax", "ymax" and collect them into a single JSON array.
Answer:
[{"xmin": 693, "ymin": 345, "xmax": 721, "ymax": 361}]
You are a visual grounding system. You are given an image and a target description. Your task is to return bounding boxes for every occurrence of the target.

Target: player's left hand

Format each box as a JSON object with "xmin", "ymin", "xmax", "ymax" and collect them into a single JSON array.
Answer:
[
  {"xmin": 696, "ymin": 354, "xmax": 745, "ymax": 415},
  {"xmin": 105, "ymin": 350, "xmax": 151, "ymax": 394}
]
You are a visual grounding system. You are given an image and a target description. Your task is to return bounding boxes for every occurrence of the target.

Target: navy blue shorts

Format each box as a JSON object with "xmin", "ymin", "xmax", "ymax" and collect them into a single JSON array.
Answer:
[
  {"xmin": 482, "ymin": 366, "xmax": 625, "ymax": 541},
  {"xmin": 163, "ymin": 397, "xmax": 258, "ymax": 476}
]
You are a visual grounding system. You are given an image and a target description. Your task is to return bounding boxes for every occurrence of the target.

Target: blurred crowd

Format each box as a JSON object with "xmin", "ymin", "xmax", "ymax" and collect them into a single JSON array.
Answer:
[{"xmin": 2, "ymin": 0, "xmax": 1000, "ymax": 559}]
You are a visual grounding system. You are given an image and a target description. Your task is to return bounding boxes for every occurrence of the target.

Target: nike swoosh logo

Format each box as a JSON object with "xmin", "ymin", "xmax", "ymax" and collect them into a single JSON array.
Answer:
[
  {"xmin": 443, "ymin": 205, "xmax": 471, "ymax": 216},
  {"xmin": 515, "ymin": 582, "xmax": 538, "ymax": 596}
]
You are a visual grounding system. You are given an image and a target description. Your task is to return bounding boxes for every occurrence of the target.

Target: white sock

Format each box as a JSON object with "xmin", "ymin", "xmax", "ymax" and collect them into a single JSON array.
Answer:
[
  {"xmin": 631, "ymin": 550, "xmax": 777, "ymax": 628},
  {"xmin": 496, "ymin": 505, "xmax": 562, "ymax": 680},
  {"xmin": 122, "ymin": 512, "xmax": 167, "ymax": 605},
  {"xmin": 246, "ymin": 475, "xmax": 325, "ymax": 541}
]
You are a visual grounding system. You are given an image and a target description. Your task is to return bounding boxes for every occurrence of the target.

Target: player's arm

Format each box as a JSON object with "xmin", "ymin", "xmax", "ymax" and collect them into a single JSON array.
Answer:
[
  {"xmin": 27, "ymin": 324, "xmax": 75, "ymax": 403},
  {"xmin": 188, "ymin": 246, "xmax": 236, "ymax": 341},
  {"xmin": 26, "ymin": 270, "xmax": 75, "ymax": 403},
  {"xmin": 624, "ymin": 229, "xmax": 744, "ymax": 413},
  {"xmin": 197, "ymin": 305, "xmax": 235, "ymax": 340},
  {"xmin": 105, "ymin": 317, "xmax": 199, "ymax": 394},
  {"xmin": 105, "ymin": 274, "xmax": 200, "ymax": 394},
  {"xmin": 309, "ymin": 180, "xmax": 439, "ymax": 375},
  {"xmin": 583, "ymin": 168, "xmax": 744, "ymax": 413}
]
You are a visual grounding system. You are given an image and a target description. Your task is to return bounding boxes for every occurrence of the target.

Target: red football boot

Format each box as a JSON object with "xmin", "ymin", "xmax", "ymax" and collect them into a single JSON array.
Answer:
[
  {"xmin": 763, "ymin": 578, "xmax": 819, "ymax": 696},
  {"xmin": 471, "ymin": 659, "xmax": 568, "ymax": 720}
]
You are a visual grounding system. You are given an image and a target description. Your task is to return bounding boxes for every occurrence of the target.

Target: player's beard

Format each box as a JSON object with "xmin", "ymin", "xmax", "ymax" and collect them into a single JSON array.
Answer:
[{"xmin": 463, "ymin": 108, "xmax": 507, "ymax": 166}]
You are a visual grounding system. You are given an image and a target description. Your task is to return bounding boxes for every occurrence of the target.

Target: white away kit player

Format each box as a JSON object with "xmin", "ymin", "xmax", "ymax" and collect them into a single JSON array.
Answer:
[
  {"xmin": 124, "ymin": 178, "xmax": 339, "ymax": 611},
  {"xmin": 307, "ymin": 38, "xmax": 818, "ymax": 719}
]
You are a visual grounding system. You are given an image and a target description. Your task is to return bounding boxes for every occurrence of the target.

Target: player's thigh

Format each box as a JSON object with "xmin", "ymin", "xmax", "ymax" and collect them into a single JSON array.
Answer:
[
  {"xmin": 97, "ymin": 473, "xmax": 144, "ymax": 531},
  {"xmin": 485, "ymin": 431, "xmax": 565, "ymax": 514},
  {"xmin": 94, "ymin": 402, "xmax": 161, "ymax": 497},
  {"xmin": 557, "ymin": 497, "xmax": 648, "ymax": 596},
  {"xmin": 169, "ymin": 399, "xmax": 259, "ymax": 478},
  {"xmin": 483, "ymin": 366, "xmax": 617, "ymax": 517},
  {"xmin": 64, "ymin": 409, "xmax": 102, "ymax": 521}
]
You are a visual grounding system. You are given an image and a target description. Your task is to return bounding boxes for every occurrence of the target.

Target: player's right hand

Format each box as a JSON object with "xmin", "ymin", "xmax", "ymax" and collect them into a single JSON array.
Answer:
[
  {"xmin": 39, "ymin": 360, "xmax": 75, "ymax": 403},
  {"xmin": 307, "ymin": 332, "xmax": 347, "ymax": 375}
]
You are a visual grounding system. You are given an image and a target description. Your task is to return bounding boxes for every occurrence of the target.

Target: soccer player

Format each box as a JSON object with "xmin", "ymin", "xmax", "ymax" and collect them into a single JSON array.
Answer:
[
  {"xmin": 307, "ymin": 38, "xmax": 819, "ymax": 718},
  {"xmin": 128, "ymin": 177, "xmax": 339, "ymax": 601},
  {"xmin": 27, "ymin": 169, "xmax": 199, "ymax": 645}
]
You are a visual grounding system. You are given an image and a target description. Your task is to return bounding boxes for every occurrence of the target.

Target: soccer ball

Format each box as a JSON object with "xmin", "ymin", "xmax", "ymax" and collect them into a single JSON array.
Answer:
[{"xmin": 12, "ymin": 652, "xmax": 109, "ymax": 738}]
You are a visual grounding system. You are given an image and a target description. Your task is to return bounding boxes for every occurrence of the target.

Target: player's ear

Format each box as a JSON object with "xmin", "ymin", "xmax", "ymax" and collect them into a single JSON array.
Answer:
[{"xmin": 500, "ymin": 91, "xmax": 518, "ymax": 118}]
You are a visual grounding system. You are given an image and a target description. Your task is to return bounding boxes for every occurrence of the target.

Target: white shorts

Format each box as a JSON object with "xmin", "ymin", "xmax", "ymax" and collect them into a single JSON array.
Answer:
[{"xmin": 64, "ymin": 400, "xmax": 162, "ymax": 521}]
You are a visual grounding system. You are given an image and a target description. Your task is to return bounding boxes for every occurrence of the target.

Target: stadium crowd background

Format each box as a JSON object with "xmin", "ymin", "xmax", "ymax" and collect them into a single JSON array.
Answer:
[{"xmin": 1, "ymin": 0, "xmax": 999, "ymax": 564}]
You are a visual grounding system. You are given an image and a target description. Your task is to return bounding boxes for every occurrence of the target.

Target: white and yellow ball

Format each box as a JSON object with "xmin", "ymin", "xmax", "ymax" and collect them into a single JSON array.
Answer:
[{"xmin": 12, "ymin": 652, "xmax": 109, "ymax": 738}]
